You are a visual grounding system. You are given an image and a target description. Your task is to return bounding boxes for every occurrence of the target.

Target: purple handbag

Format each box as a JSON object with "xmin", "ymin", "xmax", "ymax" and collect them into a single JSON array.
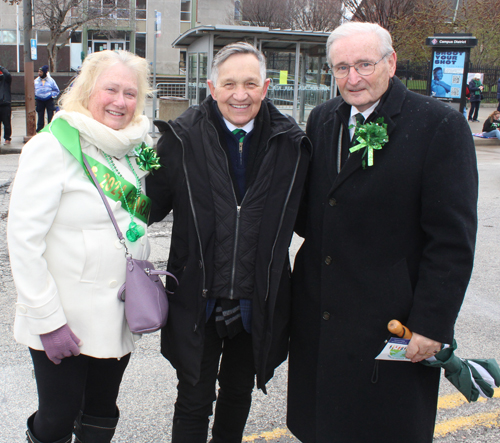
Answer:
[{"xmin": 82, "ymin": 154, "xmax": 177, "ymax": 334}]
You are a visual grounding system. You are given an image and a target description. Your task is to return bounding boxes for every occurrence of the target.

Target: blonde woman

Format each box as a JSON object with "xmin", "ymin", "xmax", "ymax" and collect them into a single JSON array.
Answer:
[{"xmin": 8, "ymin": 50, "xmax": 153, "ymax": 443}]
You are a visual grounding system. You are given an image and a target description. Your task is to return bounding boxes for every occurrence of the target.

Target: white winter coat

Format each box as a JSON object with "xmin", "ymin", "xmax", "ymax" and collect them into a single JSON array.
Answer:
[{"xmin": 7, "ymin": 114, "xmax": 151, "ymax": 358}]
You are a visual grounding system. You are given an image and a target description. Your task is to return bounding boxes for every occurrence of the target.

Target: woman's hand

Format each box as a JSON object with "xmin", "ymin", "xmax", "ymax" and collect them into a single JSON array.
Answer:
[{"xmin": 40, "ymin": 324, "xmax": 82, "ymax": 364}]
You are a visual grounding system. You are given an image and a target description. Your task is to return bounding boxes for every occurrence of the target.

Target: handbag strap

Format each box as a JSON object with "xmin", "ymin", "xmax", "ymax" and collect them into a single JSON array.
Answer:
[{"xmin": 82, "ymin": 154, "xmax": 126, "ymax": 244}]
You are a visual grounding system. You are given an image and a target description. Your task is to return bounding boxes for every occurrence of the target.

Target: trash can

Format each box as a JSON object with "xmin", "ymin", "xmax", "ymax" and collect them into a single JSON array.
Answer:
[{"xmin": 158, "ymin": 97, "xmax": 189, "ymax": 122}]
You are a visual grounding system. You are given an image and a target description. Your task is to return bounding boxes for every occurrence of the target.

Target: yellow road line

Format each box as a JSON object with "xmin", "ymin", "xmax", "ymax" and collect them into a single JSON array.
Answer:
[
  {"xmin": 242, "ymin": 428, "xmax": 293, "ymax": 441},
  {"xmin": 438, "ymin": 387, "xmax": 500, "ymax": 410},
  {"xmin": 241, "ymin": 390, "xmax": 500, "ymax": 441},
  {"xmin": 434, "ymin": 409, "xmax": 500, "ymax": 437}
]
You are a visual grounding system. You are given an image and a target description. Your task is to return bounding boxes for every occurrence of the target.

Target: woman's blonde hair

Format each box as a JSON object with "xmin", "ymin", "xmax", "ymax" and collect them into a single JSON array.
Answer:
[
  {"xmin": 59, "ymin": 50, "xmax": 152, "ymax": 123},
  {"xmin": 487, "ymin": 109, "xmax": 500, "ymax": 121}
]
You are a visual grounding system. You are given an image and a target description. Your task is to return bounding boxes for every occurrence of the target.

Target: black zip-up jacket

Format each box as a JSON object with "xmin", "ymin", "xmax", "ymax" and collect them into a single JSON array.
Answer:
[
  {"xmin": 147, "ymin": 96, "xmax": 311, "ymax": 391},
  {"xmin": 0, "ymin": 66, "xmax": 12, "ymax": 105}
]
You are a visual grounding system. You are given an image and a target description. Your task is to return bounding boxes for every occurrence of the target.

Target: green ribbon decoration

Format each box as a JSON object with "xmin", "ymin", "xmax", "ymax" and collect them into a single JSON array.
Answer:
[
  {"xmin": 42, "ymin": 118, "xmax": 151, "ymax": 224},
  {"xmin": 349, "ymin": 117, "xmax": 389, "ymax": 169},
  {"xmin": 133, "ymin": 142, "xmax": 161, "ymax": 173}
]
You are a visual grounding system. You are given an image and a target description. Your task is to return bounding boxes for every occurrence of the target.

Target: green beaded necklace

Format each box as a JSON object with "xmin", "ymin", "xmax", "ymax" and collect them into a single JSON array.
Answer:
[{"xmin": 102, "ymin": 152, "xmax": 145, "ymax": 242}]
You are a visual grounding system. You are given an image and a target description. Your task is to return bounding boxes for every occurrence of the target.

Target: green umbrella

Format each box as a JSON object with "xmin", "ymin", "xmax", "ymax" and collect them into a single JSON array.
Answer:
[
  {"xmin": 421, "ymin": 340, "xmax": 500, "ymax": 403},
  {"xmin": 387, "ymin": 320, "xmax": 500, "ymax": 403}
]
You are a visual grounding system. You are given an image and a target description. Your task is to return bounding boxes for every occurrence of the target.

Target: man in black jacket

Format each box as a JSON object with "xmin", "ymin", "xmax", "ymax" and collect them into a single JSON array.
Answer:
[
  {"xmin": 147, "ymin": 42, "xmax": 311, "ymax": 442},
  {"xmin": 0, "ymin": 64, "xmax": 12, "ymax": 145},
  {"xmin": 287, "ymin": 22, "xmax": 477, "ymax": 443}
]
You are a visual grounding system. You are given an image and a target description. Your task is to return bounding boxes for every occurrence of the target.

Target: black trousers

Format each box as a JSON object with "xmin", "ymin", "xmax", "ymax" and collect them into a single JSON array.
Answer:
[
  {"xmin": 172, "ymin": 314, "xmax": 256, "ymax": 443},
  {"xmin": 0, "ymin": 104, "xmax": 11, "ymax": 141},
  {"xmin": 29, "ymin": 348, "xmax": 130, "ymax": 442},
  {"xmin": 36, "ymin": 98, "xmax": 56, "ymax": 132},
  {"xmin": 468, "ymin": 101, "xmax": 480, "ymax": 121}
]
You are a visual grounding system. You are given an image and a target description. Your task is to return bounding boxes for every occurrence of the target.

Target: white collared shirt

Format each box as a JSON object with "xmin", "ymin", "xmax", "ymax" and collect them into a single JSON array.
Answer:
[
  {"xmin": 349, "ymin": 102, "xmax": 379, "ymax": 140},
  {"xmin": 223, "ymin": 117, "xmax": 255, "ymax": 134}
]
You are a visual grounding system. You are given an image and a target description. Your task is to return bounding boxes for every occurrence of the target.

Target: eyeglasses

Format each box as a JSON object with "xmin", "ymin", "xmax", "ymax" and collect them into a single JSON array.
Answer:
[{"xmin": 332, "ymin": 53, "xmax": 392, "ymax": 79}]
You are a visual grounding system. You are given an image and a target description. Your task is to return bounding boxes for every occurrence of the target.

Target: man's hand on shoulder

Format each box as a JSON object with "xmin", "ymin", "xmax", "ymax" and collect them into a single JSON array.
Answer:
[{"xmin": 406, "ymin": 332, "xmax": 442, "ymax": 363}]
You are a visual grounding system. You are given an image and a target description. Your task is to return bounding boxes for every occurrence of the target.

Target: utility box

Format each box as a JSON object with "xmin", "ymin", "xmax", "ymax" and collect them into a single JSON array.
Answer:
[{"xmin": 158, "ymin": 97, "xmax": 189, "ymax": 121}]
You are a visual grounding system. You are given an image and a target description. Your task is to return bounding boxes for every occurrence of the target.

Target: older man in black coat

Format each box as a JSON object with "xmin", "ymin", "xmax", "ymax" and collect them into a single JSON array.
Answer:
[{"xmin": 287, "ymin": 22, "xmax": 478, "ymax": 443}]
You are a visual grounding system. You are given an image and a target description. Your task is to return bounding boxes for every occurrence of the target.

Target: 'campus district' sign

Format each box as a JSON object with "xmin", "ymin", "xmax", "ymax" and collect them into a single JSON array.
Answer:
[{"xmin": 430, "ymin": 51, "xmax": 465, "ymax": 99}]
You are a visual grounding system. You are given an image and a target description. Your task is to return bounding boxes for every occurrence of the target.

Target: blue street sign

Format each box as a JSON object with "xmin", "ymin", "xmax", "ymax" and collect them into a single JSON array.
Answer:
[{"xmin": 30, "ymin": 39, "xmax": 37, "ymax": 60}]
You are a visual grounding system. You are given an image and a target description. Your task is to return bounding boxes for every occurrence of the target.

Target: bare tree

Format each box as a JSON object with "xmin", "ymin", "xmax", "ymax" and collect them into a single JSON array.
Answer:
[
  {"xmin": 454, "ymin": 0, "xmax": 500, "ymax": 65},
  {"xmin": 291, "ymin": 0, "xmax": 342, "ymax": 32},
  {"xmin": 390, "ymin": 0, "xmax": 454, "ymax": 63},
  {"xmin": 342, "ymin": 0, "xmax": 419, "ymax": 32},
  {"xmin": 32, "ymin": 0, "xmax": 120, "ymax": 72},
  {"xmin": 236, "ymin": 0, "xmax": 341, "ymax": 31},
  {"xmin": 239, "ymin": 0, "xmax": 293, "ymax": 28}
]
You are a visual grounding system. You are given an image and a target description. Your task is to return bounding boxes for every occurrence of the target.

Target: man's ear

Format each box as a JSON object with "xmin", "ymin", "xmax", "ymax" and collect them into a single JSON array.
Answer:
[
  {"xmin": 207, "ymin": 80, "xmax": 217, "ymax": 100},
  {"xmin": 388, "ymin": 51, "xmax": 397, "ymax": 77},
  {"xmin": 261, "ymin": 78, "xmax": 271, "ymax": 100}
]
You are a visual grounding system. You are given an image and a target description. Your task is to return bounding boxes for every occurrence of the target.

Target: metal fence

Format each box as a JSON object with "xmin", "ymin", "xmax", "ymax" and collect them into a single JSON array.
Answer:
[
  {"xmin": 155, "ymin": 83, "xmax": 186, "ymax": 99},
  {"xmin": 155, "ymin": 62, "xmax": 500, "ymax": 117},
  {"xmin": 469, "ymin": 64, "xmax": 500, "ymax": 102},
  {"xmin": 396, "ymin": 61, "xmax": 500, "ymax": 102}
]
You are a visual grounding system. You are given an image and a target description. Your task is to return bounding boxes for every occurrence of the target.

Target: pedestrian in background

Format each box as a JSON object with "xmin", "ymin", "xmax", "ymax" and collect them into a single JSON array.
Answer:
[
  {"xmin": 34, "ymin": 65, "xmax": 59, "ymax": 132},
  {"xmin": 0, "ymin": 64, "xmax": 12, "ymax": 145},
  {"xmin": 482, "ymin": 109, "xmax": 500, "ymax": 141},
  {"xmin": 288, "ymin": 21, "xmax": 477, "ymax": 443},
  {"xmin": 8, "ymin": 50, "xmax": 152, "ymax": 443},
  {"xmin": 468, "ymin": 73, "xmax": 483, "ymax": 122},
  {"xmin": 497, "ymin": 76, "xmax": 500, "ymax": 112}
]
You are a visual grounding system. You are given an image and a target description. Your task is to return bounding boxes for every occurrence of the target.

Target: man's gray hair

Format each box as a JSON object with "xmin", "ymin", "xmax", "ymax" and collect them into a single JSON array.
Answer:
[
  {"xmin": 210, "ymin": 42, "xmax": 267, "ymax": 85},
  {"xmin": 326, "ymin": 22, "xmax": 394, "ymax": 68}
]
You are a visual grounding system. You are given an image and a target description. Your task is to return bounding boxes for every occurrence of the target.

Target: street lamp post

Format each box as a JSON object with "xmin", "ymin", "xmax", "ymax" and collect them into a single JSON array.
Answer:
[{"xmin": 23, "ymin": 0, "xmax": 36, "ymax": 140}]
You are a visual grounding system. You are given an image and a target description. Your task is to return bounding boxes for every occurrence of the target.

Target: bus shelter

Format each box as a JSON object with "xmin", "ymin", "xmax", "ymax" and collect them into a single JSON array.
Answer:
[{"xmin": 172, "ymin": 25, "xmax": 332, "ymax": 124}]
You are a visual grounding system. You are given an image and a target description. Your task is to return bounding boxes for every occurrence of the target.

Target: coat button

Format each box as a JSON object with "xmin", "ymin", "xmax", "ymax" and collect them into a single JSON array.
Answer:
[
  {"xmin": 18, "ymin": 305, "xmax": 27, "ymax": 314},
  {"xmin": 115, "ymin": 240, "xmax": 123, "ymax": 249},
  {"xmin": 325, "ymin": 256, "xmax": 332, "ymax": 265},
  {"xmin": 329, "ymin": 198, "xmax": 337, "ymax": 206},
  {"xmin": 322, "ymin": 311, "xmax": 331, "ymax": 320},
  {"xmin": 114, "ymin": 201, "xmax": 122, "ymax": 209},
  {"xmin": 109, "ymin": 280, "xmax": 118, "ymax": 288},
  {"xmin": 140, "ymin": 237, "xmax": 146, "ymax": 245}
]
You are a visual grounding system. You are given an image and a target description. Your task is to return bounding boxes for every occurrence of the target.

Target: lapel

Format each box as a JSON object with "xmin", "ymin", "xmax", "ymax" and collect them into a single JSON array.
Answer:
[{"xmin": 327, "ymin": 77, "xmax": 406, "ymax": 194}]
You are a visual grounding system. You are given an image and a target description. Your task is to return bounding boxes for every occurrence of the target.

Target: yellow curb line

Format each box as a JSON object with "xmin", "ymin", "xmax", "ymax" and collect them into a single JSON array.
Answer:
[
  {"xmin": 242, "ymin": 428, "xmax": 294, "ymax": 441},
  {"xmin": 438, "ymin": 387, "xmax": 500, "ymax": 410},
  {"xmin": 241, "ymin": 389, "xmax": 500, "ymax": 441},
  {"xmin": 434, "ymin": 409, "xmax": 500, "ymax": 437}
]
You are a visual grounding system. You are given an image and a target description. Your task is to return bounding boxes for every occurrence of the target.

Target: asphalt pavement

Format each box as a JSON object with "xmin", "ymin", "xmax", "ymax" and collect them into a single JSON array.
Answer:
[{"xmin": 1, "ymin": 103, "xmax": 500, "ymax": 442}]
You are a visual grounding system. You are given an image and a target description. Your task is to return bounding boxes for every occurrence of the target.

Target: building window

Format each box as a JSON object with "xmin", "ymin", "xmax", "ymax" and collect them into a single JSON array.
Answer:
[
  {"xmin": 0, "ymin": 30, "xmax": 17, "ymax": 44},
  {"xmin": 234, "ymin": 1, "xmax": 241, "ymax": 21},
  {"xmin": 135, "ymin": 33, "xmax": 146, "ymax": 58},
  {"xmin": 180, "ymin": 0, "xmax": 191, "ymax": 22},
  {"xmin": 136, "ymin": 0, "xmax": 146, "ymax": 20},
  {"xmin": 87, "ymin": 0, "xmax": 131, "ymax": 21}
]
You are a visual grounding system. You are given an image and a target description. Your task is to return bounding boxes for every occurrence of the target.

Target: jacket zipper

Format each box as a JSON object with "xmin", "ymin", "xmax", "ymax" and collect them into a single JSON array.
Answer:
[
  {"xmin": 208, "ymin": 120, "xmax": 249, "ymax": 300},
  {"xmin": 167, "ymin": 121, "xmax": 208, "ymax": 329},
  {"xmin": 264, "ymin": 131, "xmax": 303, "ymax": 301}
]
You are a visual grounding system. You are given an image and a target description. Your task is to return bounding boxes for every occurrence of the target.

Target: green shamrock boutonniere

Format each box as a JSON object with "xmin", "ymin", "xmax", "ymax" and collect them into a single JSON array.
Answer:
[
  {"xmin": 349, "ymin": 117, "xmax": 389, "ymax": 169},
  {"xmin": 133, "ymin": 142, "xmax": 161, "ymax": 173}
]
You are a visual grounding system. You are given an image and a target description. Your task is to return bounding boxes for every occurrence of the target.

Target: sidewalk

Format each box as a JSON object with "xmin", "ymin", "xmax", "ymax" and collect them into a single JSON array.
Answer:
[{"xmin": 2, "ymin": 102, "xmax": 499, "ymax": 155}]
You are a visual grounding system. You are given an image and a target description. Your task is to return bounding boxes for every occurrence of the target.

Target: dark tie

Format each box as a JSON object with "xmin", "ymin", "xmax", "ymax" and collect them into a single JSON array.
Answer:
[
  {"xmin": 342, "ymin": 113, "xmax": 365, "ymax": 168},
  {"xmin": 232, "ymin": 129, "xmax": 246, "ymax": 143},
  {"xmin": 352, "ymin": 113, "xmax": 365, "ymax": 142}
]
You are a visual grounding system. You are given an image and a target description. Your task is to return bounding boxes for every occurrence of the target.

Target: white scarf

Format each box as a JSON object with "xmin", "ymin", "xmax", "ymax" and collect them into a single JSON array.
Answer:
[{"xmin": 54, "ymin": 111, "xmax": 153, "ymax": 159}]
